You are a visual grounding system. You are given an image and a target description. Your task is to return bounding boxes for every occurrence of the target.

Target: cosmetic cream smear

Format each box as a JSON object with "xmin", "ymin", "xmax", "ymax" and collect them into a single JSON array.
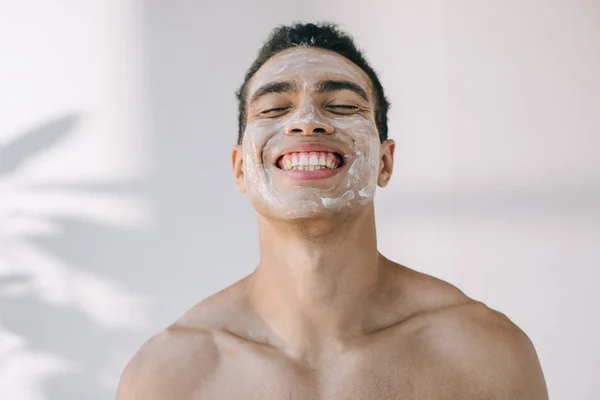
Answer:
[{"xmin": 242, "ymin": 48, "xmax": 381, "ymax": 219}]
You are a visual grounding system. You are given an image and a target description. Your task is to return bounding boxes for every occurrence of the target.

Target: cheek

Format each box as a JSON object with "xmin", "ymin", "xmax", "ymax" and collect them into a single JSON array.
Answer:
[
  {"xmin": 334, "ymin": 119, "xmax": 380, "ymax": 158},
  {"xmin": 241, "ymin": 123, "xmax": 277, "ymax": 164},
  {"xmin": 241, "ymin": 114, "xmax": 298, "ymax": 169},
  {"xmin": 241, "ymin": 120, "xmax": 288, "ymax": 187}
]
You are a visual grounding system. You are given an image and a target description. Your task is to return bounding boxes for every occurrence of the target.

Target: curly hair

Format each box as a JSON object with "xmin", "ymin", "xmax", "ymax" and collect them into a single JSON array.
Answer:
[{"xmin": 235, "ymin": 22, "xmax": 390, "ymax": 144}]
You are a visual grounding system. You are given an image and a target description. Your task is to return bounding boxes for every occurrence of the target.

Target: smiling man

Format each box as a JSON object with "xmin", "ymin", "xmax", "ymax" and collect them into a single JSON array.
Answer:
[{"xmin": 117, "ymin": 23, "xmax": 548, "ymax": 399}]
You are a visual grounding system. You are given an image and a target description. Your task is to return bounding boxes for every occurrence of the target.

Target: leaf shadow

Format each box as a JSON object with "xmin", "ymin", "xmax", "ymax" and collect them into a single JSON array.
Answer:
[
  {"xmin": 0, "ymin": 115, "xmax": 79, "ymax": 176},
  {"xmin": 0, "ymin": 114, "xmax": 153, "ymax": 400}
]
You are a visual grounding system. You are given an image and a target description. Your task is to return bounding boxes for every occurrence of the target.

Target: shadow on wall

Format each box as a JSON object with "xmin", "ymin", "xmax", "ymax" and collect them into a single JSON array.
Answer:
[{"xmin": 0, "ymin": 115, "xmax": 154, "ymax": 400}]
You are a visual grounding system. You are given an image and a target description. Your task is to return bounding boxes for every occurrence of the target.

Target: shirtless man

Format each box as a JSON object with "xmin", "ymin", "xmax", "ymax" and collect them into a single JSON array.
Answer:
[{"xmin": 117, "ymin": 23, "xmax": 548, "ymax": 399}]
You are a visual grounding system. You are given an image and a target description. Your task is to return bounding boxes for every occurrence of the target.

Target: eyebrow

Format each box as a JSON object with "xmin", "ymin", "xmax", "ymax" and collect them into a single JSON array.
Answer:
[
  {"xmin": 248, "ymin": 79, "xmax": 370, "ymax": 105},
  {"xmin": 315, "ymin": 79, "xmax": 370, "ymax": 103},
  {"xmin": 249, "ymin": 81, "xmax": 298, "ymax": 105}
]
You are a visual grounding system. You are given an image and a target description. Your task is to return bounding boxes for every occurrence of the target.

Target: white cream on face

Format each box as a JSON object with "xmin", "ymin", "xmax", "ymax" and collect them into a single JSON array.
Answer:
[{"xmin": 242, "ymin": 48, "xmax": 381, "ymax": 219}]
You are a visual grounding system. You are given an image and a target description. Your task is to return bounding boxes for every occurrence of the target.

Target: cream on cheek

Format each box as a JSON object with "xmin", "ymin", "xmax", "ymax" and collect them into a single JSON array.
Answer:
[
  {"xmin": 324, "ymin": 117, "xmax": 381, "ymax": 208},
  {"xmin": 242, "ymin": 111, "xmax": 380, "ymax": 218}
]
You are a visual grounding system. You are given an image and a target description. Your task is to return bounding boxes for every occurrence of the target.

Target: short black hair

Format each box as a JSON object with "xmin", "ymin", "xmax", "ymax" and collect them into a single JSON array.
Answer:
[{"xmin": 235, "ymin": 22, "xmax": 390, "ymax": 145}]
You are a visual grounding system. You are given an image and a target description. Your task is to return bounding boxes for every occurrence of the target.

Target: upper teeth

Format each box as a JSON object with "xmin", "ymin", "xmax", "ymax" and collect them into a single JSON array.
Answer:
[{"xmin": 280, "ymin": 151, "xmax": 341, "ymax": 171}]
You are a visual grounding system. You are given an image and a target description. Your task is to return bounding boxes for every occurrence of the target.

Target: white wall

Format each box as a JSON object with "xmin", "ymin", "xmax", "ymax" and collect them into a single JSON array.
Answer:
[
  {"xmin": 1, "ymin": 1, "xmax": 598, "ymax": 399},
  {"xmin": 0, "ymin": 1, "xmax": 152, "ymax": 399}
]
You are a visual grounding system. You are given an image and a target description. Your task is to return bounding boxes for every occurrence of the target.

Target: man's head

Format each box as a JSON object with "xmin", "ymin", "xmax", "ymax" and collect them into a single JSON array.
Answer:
[
  {"xmin": 236, "ymin": 23, "xmax": 390, "ymax": 145},
  {"xmin": 232, "ymin": 22, "xmax": 395, "ymax": 221}
]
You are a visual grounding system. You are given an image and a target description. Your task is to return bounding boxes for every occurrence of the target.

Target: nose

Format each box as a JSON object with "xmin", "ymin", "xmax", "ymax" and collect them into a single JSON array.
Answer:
[{"xmin": 286, "ymin": 113, "xmax": 334, "ymax": 136}]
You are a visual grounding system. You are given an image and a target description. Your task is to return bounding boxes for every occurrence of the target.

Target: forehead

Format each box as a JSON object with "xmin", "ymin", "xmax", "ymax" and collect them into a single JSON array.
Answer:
[{"xmin": 247, "ymin": 47, "xmax": 373, "ymax": 97}]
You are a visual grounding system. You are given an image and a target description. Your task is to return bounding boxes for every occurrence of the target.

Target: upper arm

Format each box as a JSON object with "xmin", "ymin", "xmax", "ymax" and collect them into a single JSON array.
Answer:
[
  {"xmin": 484, "ymin": 323, "xmax": 548, "ymax": 399},
  {"xmin": 116, "ymin": 352, "xmax": 147, "ymax": 400},
  {"xmin": 116, "ymin": 326, "xmax": 219, "ymax": 399},
  {"xmin": 116, "ymin": 338, "xmax": 173, "ymax": 400},
  {"xmin": 426, "ymin": 302, "xmax": 548, "ymax": 399},
  {"xmin": 461, "ymin": 304, "xmax": 548, "ymax": 399}
]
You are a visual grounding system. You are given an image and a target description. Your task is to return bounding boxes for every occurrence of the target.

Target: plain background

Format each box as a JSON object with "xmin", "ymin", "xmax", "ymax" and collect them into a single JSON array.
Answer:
[{"xmin": 1, "ymin": 1, "xmax": 599, "ymax": 399}]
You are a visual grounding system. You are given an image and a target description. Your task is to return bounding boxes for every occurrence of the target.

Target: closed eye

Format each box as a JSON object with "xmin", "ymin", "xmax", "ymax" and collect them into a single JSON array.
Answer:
[
  {"xmin": 329, "ymin": 105, "xmax": 359, "ymax": 110},
  {"xmin": 326, "ymin": 104, "xmax": 361, "ymax": 114},
  {"xmin": 260, "ymin": 107, "xmax": 291, "ymax": 116}
]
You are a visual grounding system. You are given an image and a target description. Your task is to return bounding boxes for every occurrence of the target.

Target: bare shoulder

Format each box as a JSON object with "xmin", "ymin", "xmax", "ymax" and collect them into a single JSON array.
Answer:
[
  {"xmin": 116, "ymin": 323, "xmax": 219, "ymax": 399},
  {"xmin": 413, "ymin": 299, "xmax": 549, "ymax": 399},
  {"xmin": 387, "ymin": 264, "xmax": 547, "ymax": 398},
  {"xmin": 388, "ymin": 263, "xmax": 473, "ymax": 320},
  {"xmin": 116, "ymin": 280, "xmax": 248, "ymax": 399}
]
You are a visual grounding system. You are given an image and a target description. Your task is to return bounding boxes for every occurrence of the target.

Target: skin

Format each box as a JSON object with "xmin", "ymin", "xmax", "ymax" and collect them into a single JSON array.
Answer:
[{"xmin": 117, "ymin": 47, "xmax": 549, "ymax": 399}]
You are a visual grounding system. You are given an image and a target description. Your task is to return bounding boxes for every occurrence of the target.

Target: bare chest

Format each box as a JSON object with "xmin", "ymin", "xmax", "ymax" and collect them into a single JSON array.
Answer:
[{"xmin": 196, "ymin": 338, "xmax": 461, "ymax": 400}]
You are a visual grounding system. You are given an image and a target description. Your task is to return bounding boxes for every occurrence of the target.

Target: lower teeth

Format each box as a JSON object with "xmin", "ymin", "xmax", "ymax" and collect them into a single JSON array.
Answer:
[{"xmin": 285, "ymin": 166, "xmax": 335, "ymax": 171}]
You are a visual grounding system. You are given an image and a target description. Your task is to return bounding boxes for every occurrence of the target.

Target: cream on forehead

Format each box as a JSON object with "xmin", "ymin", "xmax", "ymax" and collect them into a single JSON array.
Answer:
[{"xmin": 248, "ymin": 47, "xmax": 372, "ymax": 97}]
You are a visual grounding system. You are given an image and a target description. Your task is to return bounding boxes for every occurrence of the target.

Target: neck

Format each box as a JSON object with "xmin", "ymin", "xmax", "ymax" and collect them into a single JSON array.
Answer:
[{"xmin": 247, "ymin": 205, "xmax": 389, "ymax": 359}]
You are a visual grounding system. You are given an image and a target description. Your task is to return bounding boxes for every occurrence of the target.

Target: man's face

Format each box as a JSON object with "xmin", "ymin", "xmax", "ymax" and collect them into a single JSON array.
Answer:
[{"xmin": 233, "ymin": 47, "xmax": 394, "ymax": 220}]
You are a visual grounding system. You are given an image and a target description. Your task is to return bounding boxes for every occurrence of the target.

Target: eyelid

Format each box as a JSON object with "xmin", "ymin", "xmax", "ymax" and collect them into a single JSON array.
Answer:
[
  {"xmin": 261, "ymin": 106, "xmax": 291, "ymax": 114},
  {"xmin": 258, "ymin": 106, "xmax": 292, "ymax": 118},
  {"xmin": 328, "ymin": 104, "xmax": 360, "ymax": 109},
  {"xmin": 325, "ymin": 103, "xmax": 362, "ymax": 113},
  {"xmin": 325, "ymin": 98, "xmax": 363, "ymax": 107}
]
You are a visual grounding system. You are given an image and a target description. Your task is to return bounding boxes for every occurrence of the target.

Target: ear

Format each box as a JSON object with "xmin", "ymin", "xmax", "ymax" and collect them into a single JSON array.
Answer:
[
  {"xmin": 377, "ymin": 139, "xmax": 395, "ymax": 187},
  {"xmin": 231, "ymin": 145, "xmax": 247, "ymax": 193}
]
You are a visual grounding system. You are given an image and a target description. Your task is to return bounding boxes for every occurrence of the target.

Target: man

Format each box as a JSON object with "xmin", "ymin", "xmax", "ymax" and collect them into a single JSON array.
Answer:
[{"xmin": 117, "ymin": 23, "xmax": 548, "ymax": 399}]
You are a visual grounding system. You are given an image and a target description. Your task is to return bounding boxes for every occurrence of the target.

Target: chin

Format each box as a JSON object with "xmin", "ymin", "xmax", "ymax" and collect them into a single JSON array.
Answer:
[{"xmin": 251, "ymin": 197, "xmax": 370, "ymax": 223}]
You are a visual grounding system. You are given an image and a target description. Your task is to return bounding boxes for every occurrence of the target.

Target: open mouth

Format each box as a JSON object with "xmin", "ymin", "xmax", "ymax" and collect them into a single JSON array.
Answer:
[{"xmin": 276, "ymin": 151, "xmax": 345, "ymax": 171}]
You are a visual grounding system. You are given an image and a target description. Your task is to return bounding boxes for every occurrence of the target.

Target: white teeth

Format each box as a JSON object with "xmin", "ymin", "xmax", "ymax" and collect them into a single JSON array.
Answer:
[{"xmin": 280, "ymin": 151, "xmax": 341, "ymax": 171}]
